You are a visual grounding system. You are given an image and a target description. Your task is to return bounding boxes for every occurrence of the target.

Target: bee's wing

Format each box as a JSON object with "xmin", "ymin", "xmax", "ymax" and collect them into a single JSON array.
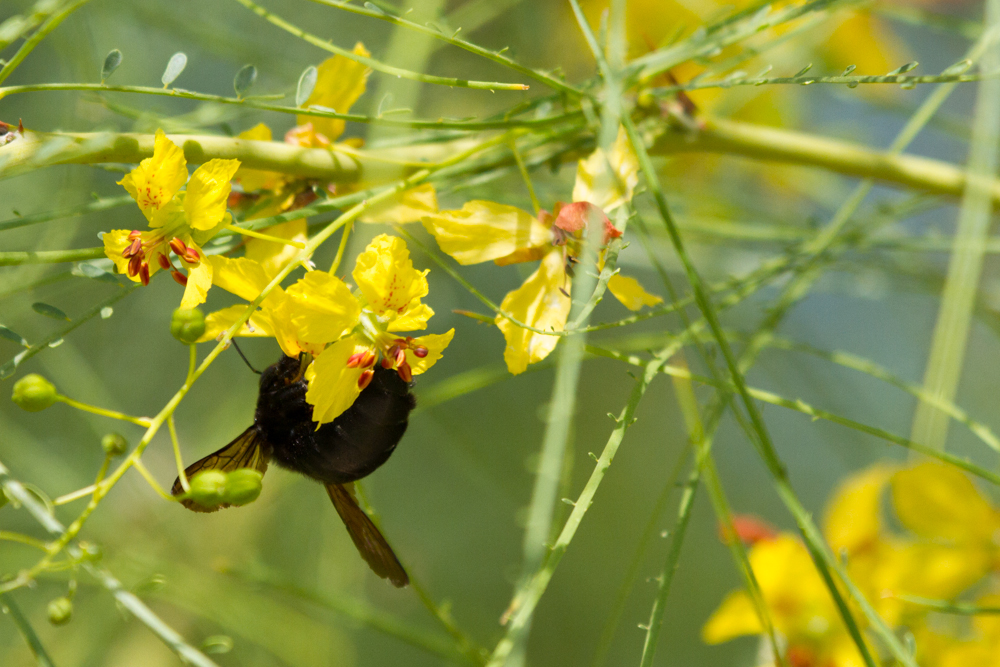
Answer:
[
  {"xmin": 325, "ymin": 482, "xmax": 409, "ymax": 587},
  {"xmin": 171, "ymin": 426, "xmax": 270, "ymax": 513}
]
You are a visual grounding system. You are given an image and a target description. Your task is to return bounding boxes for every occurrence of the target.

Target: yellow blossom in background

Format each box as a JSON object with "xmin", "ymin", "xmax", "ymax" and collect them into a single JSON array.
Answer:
[
  {"xmin": 293, "ymin": 42, "xmax": 372, "ymax": 147},
  {"xmin": 102, "ymin": 129, "xmax": 240, "ymax": 308}
]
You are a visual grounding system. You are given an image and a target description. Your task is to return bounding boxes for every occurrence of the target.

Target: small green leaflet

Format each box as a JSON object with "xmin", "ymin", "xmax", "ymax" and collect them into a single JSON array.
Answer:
[
  {"xmin": 102, "ymin": 49, "xmax": 123, "ymax": 83},
  {"xmin": 296, "ymin": 66, "xmax": 317, "ymax": 107},
  {"xmin": 234, "ymin": 64, "xmax": 257, "ymax": 98},
  {"xmin": 0, "ymin": 324, "xmax": 27, "ymax": 347},
  {"xmin": 162, "ymin": 52, "xmax": 188, "ymax": 87},
  {"xmin": 32, "ymin": 303, "xmax": 71, "ymax": 321}
]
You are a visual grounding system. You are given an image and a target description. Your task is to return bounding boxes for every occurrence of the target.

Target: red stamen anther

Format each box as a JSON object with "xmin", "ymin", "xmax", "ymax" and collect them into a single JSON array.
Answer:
[
  {"xmin": 183, "ymin": 248, "xmax": 200, "ymax": 264},
  {"xmin": 413, "ymin": 346, "xmax": 428, "ymax": 358},
  {"xmin": 128, "ymin": 230, "xmax": 143, "ymax": 240},
  {"xmin": 346, "ymin": 351, "xmax": 365, "ymax": 368},
  {"xmin": 358, "ymin": 369, "xmax": 374, "ymax": 390},
  {"xmin": 128, "ymin": 254, "xmax": 142, "ymax": 277},
  {"xmin": 380, "ymin": 354, "xmax": 393, "ymax": 369},
  {"xmin": 157, "ymin": 253, "xmax": 171, "ymax": 270},
  {"xmin": 394, "ymin": 348, "xmax": 406, "ymax": 367},
  {"xmin": 122, "ymin": 238, "xmax": 141, "ymax": 258},
  {"xmin": 361, "ymin": 351, "xmax": 376, "ymax": 367},
  {"xmin": 171, "ymin": 270, "xmax": 188, "ymax": 286},
  {"xmin": 139, "ymin": 261, "xmax": 150, "ymax": 286},
  {"xmin": 396, "ymin": 362, "xmax": 412, "ymax": 383},
  {"xmin": 169, "ymin": 237, "xmax": 187, "ymax": 256}
]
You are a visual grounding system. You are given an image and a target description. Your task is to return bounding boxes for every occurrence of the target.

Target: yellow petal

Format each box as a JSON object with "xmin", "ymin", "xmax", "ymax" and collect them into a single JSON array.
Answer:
[
  {"xmin": 573, "ymin": 125, "xmax": 639, "ymax": 212},
  {"xmin": 207, "ymin": 256, "xmax": 273, "ymax": 303},
  {"xmin": 404, "ymin": 329, "xmax": 454, "ymax": 375},
  {"xmin": 701, "ymin": 591, "xmax": 762, "ymax": 644},
  {"xmin": 607, "ymin": 274, "xmax": 662, "ymax": 311},
  {"xmin": 298, "ymin": 42, "xmax": 371, "ymax": 142},
  {"xmin": 823, "ymin": 463, "xmax": 895, "ymax": 555},
  {"xmin": 102, "ymin": 229, "xmax": 135, "ymax": 279},
  {"xmin": 352, "ymin": 234, "xmax": 428, "ymax": 315},
  {"xmin": 305, "ymin": 336, "xmax": 369, "ymax": 424},
  {"xmin": 891, "ymin": 462, "xmax": 1000, "ymax": 544},
  {"xmin": 244, "ymin": 219, "xmax": 309, "ymax": 277},
  {"xmin": 387, "ymin": 301, "xmax": 434, "ymax": 333},
  {"xmin": 359, "ymin": 184, "xmax": 439, "ymax": 224},
  {"xmin": 495, "ymin": 250, "xmax": 571, "ymax": 375},
  {"xmin": 199, "ymin": 304, "xmax": 276, "ymax": 342},
  {"xmin": 180, "ymin": 255, "xmax": 214, "ymax": 309},
  {"xmin": 184, "ymin": 158, "xmax": 241, "ymax": 231},
  {"xmin": 236, "ymin": 123, "xmax": 283, "ymax": 192},
  {"xmin": 118, "ymin": 129, "xmax": 187, "ymax": 221},
  {"xmin": 285, "ymin": 271, "xmax": 361, "ymax": 344},
  {"xmin": 823, "ymin": 12, "xmax": 909, "ymax": 80},
  {"xmin": 421, "ymin": 201, "xmax": 552, "ymax": 265}
]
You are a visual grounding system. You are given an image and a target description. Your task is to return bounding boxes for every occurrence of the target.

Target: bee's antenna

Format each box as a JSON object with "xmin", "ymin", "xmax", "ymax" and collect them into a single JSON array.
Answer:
[{"xmin": 231, "ymin": 339, "xmax": 261, "ymax": 374}]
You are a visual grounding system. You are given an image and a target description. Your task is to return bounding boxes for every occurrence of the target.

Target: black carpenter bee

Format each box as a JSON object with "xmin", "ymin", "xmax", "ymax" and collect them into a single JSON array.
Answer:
[{"xmin": 171, "ymin": 354, "xmax": 415, "ymax": 587}]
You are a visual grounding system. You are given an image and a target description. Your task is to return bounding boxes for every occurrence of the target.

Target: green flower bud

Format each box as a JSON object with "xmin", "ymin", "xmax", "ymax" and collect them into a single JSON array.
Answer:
[
  {"xmin": 101, "ymin": 432, "xmax": 128, "ymax": 457},
  {"xmin": 170, "ymin": 307, "xmax": 205, "ymax": 345},
  {"xmin": 11, "ymin": 374, "xmax": 57, "ymax": 412},
  {"xmin": 187, "ymin": 470, "xmax": 228, "ymax": 509},
  {"xmin": 223, "ymin": 469, "xmax": 263, "ymax": 506},
  {"xmin": 47, "ymin": 597, "xmax": 72, "ymax": 625},
  {"xmin": 77, "ymin": 541, "xmax": 102, "ymax": 561}
]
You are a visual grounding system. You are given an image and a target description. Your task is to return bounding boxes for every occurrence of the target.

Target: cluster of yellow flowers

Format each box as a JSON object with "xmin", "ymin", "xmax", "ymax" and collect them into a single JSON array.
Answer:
[
  {"xmin": 102, "ymin": 44, "xmax": 666, "ymax": 425},
  {"xmin": 704, "ymin": 462, "xmax": 1000, "ymax": 667}
]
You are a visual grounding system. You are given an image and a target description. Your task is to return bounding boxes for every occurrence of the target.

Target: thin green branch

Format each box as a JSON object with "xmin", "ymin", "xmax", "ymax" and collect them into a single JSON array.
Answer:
[
  {"xmin": 0, "ymin": 590, "xmax": 57, "ymax": 667},
  {"xmin": 0, "ymin": 247, "xmax": 105, "ymax": 265},
  {"xmin": 231, "ymin": 0, "xmax": 528, "ymax": 91}
]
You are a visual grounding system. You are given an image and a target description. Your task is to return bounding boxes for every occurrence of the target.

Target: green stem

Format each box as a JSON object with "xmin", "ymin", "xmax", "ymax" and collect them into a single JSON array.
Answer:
[
  {"xmin": 231, "ymin": 0, "xmax": 528, "ymax": 91},
  {"xmin": 55, "ymin": 395, "xmax": 151, "ymax": 427},
  {"xmin": 0, "ymin": 247, "xmax": 104, "ymax": 265},
  {"xmin": 0, "ymin": 591, "xmax": 57, "ymax": 667}
]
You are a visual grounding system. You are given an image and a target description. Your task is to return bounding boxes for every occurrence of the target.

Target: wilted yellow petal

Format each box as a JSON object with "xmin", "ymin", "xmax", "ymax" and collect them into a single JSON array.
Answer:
[
  {"xmin": 388, "ymin": 302, "xmax": 434, "ymax": 333},
  {"xmin": 701, "ymin": 591, "xmax": 762, "ymax": 644},
  {"xmin": 405, "ymin": 329, "xmax": 454, "ymax": 375},
  {"xmin": 185, "ymin": 158, "xmax": 241, "ymax": 231},
  {"xmin": 102, "ymin": 229, "xmax": 133, "ymax": 278},
  {"xmin": 199, "ymin": 304, "xmax": 276, "ymax": 343},
  {"xmin": 207, "ymin": 256, "xmax": 273, "ymax": 303},
  {"xmin": 573, "ymin": 125, "xmax": 639, "ymax": 212},
  {"xmin": 285, "ymin": 271, "xmax": 361, "ymax": 344},
  {"xmin": 305, "ymin": 336, "xmax": 369, "ymax": 424},
  {"xmin": 422, "ymin": 201, "xmax": 553, "ymax": 265},
  {"xmin": 823, "ymin": 463, "xmax": 895, "ymax": 555},
  {"xmin": 891, "ymin": 462, "xmax": 1000, "ymax": 544},
  {"xmin": 298, "ymin": 43, "xmax": 371, "ymax": 142},
  {"xmin": 607, "ymin": 274, "xmax": 662, "ymax": 311},
  {"xmin": 495, "ymin": 250, "xmax": 571, "ymax": 375},
  {"xmin": 118, "ymin": 129, "xmax": 187, "ymax": 221},
  {"xmin": 180, "ymin": 255, "xmax": 213, "ymax": 309},
  {"xmin": 360, "ymin": 184, "xmax": 438, "ymax": 224},
  {"xmin": 245, "ymin": 219, "xmax": 309, "ymax": 277},
  {"xmin": 236, "ymin": 123, "xmax": 283, "ymax": 192},
  {"xmin": 352, "ymin": 234, "xmax": 428, "ymax": 315}
]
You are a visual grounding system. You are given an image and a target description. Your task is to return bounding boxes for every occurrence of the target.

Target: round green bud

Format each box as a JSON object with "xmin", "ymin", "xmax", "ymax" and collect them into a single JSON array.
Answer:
[
  {"xmin": 11, "ymin": 374, "xmax": 57, "ymax": 412},
  {"xmin": 47, "ymin": 597, "xmax": 72, "ymax": 626},
  {"xmin": 77, "ymin": 541, "xmax": 102, "ymax": 561},
  {"xmin": 170, "ymin": 307, "xmax": 206, "ymax": 345},
  {"xmin": 187, "ymin": 470, "xmax": 228, "ymax": 509},
  {"xmin": 223, "ymin": 469, "xmax": 263, "ymax": 506},
  {"xmin": 101, "ymin": 432, "xmax": 128, "ymax": 457}
]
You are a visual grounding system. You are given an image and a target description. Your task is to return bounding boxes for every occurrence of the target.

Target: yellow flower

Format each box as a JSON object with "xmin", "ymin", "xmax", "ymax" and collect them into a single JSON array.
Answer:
[
  {"xmin": 287, "ymin": 234, "xmax": 453, "ymax": 424},
  {"xmin": 291, "ymin": 42, "xmax": 371, "ymax": 147},
  {"xmin": 103, "ymin": 129, "xmax": 240, "ymax": 308}
]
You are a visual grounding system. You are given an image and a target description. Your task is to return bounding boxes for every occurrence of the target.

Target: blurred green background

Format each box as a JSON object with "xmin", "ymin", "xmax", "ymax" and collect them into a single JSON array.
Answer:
[{"xmin": 0, "ymin": 0, "xmax": 992, "ymax": 665}]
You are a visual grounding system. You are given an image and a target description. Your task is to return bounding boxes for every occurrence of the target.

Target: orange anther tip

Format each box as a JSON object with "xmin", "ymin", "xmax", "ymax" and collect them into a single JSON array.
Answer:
[
  {"xmin": 358, "ymin": 369, "xmax": 374, "ymax": 390},
  {"xmin": 413, "ymin": 346, "xmax": 428, "ymax": 358}
]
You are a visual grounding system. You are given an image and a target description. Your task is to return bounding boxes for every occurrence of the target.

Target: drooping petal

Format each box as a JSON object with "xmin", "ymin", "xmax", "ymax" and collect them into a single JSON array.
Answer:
[
  {"xmin": 285, "ymin": 270, "xmax": 361, "ymax": 344},
  {"xmin": 387, "ymin": 301, "xmax": 434, "ymax": 333},
  {"xmin": 235, "ymin": 123, "xmax": 283, "ymax": 192},
  {"xmin": 359, "ymin": 184, "xmax": 438, "ymax": 224},
  {"xmin": 352, "ymin": 234, "xmax": 428, "ymax": 315},
  {"xmin": 421, "ymin": 201, "xmax": 552, "ymax": 265},
  {"xmin": 199, "ymin": 304, "xmax": 276, "ymax": 342},
  {"xmin": 553, "ymin": 201, "xmax": 620, "ymax": 245},
  {"xmin": 244, "ymin": 218, "xmax": 309, "ymax": 277},
  {"xmin": 298, "ymin": 42, "xmax": 371, "ymax": 143},
  {"xmin": 184, "ymin": 158, "xmax": 241, "ymax": 231},
  {"xmin": 495, "ymin": 250, "xmax": 571, "ymax": 375},
  {"xmin": 607, "ymin": 274, "xmax": 663, "ymax": 311},
  {"xmin": 305, "ymin": 336, "xmax": 369, "ymax": 424},
  {"xmin": 573, "ymin": 125, "xmax": 639, "ymax": 212},
  {"xmin": 102, "ymin": 229, "xmax": 134, "ymax": 278},
  {"xmin": 891, "ymin": 462, "xmax": 1000, "ymax": 544},
  {"xmin": 118, "ymin": 129, "xmax": 187, "ymax": 221},
  {"xmin": 404, "ymin": 329, "xmax": 454, "ymax": 375},
  {"xmin": 701, "ymin": 591, "xmax": 762, "ymax": 644},
  {"xmin": 823, "ymin": 463, "xmax": 895, "ymax": 555},
  {"xmin": 180, "ymin": 256, "xmax": 213, "ymax": 309},
  {"xmin": 206, "ymin": 256, "xmax": 273, "ymax": 303}
]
